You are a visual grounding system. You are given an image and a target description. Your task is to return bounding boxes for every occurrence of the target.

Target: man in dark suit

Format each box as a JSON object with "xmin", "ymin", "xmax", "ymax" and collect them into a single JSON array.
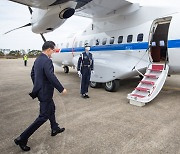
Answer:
[{"xmin": 14, "ymin": 41, "xmax": 67, "ymax": 151}]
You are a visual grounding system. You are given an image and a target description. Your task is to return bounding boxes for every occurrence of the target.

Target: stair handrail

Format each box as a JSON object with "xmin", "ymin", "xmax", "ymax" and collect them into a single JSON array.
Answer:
[
  {"xmin": 132, "ymin": 67, "xmax": 145, "ymax": 77},
  {"xmin": 131, "ymin": 45, "xmax": 152, "ymax": 76}
]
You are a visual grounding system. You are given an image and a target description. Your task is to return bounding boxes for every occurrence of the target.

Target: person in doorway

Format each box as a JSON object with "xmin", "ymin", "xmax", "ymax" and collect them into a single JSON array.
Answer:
[
  {"xmin": 77, "ymin": 43, "xmax": 94, "ymax": 98},
  {"xmin": 14, "ymin": 41, "xmax": 67, "ymax": 151}
]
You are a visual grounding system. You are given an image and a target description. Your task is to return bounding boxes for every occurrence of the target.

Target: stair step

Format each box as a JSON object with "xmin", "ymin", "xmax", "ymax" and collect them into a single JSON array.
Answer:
[
  {"xmin": 135, "ymin": 87, "xmax": 150, "ymax": 92},
  {"xmin": 149, "ymin": 69, "xmax": 162, "ymax": 72},
  {"xmin": 145, "ymin": 74, "xmax": 158, "ymax": 78},
  {"xmin": 140, "ymin": 80, "xmax": 155, "ymax": 85},
  {"xmin": 131, "ymin": 94, "xmax": 145, "ymax": 98},
  {"xmin": 152, "ymin": 64, "xmax": 164, "ymax": 70}
]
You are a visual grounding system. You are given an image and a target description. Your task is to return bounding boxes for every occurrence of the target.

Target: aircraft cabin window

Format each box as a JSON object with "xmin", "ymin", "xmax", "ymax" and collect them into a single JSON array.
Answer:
[
  {"xmin": 127, "ymin": 35, "xmax": 133, "ymax": 43},
  {"xmin": 102, "ymin": 38, "xmax": 107, "ymax": 45},
  {"xmin": 79, "ymin": 41, "xmax": 82, "ymax": 47},
  {"xmin": 118, "ymin": 36, "xmax": 123, "ymax": 43},
  {"xmin": 137, "ymin": 33, "xmax": 144, "ymax": 42},
  {"xmin": 66, "ymin": 43, "xmax": 69, "ymax": 48},
  {"xmin": 110, "ymin": 37, "xmax": 115, "ymax": 44},
  {"xmin": 61, "ymin": 43, "xmax": 63, "ymax": 47},
  {"xmin": 96, "ymin": 39, "xmax": 100, "ymax": 45}
]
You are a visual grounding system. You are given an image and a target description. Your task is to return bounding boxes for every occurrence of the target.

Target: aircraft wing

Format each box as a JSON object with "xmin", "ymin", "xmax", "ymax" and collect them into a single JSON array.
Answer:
[
  {"xmin": 75, "ymin": 0, "xmax": 139, "ymax": 18},
  {"xmin": 8, "ymin": 0, "xmax": 92, "ymax": 9},
  {"xmin": 8, "ymin": 0, "xmax": 139, "ymax": 17}
]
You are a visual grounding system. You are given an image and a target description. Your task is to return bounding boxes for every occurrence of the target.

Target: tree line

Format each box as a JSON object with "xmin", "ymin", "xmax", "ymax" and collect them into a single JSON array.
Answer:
[{"xmin": 0, "ymin": 50, "xmax": 42, "ymax": 58}]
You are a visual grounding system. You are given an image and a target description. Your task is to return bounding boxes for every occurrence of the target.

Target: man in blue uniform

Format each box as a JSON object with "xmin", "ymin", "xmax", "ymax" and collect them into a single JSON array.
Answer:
[
  {"xmin": 14, "ymin": 41, "xmax": 67, "ymax": 151},
  {"xmin": 77, "ymin": 43, "xmax": 94, "ymax": 98}
]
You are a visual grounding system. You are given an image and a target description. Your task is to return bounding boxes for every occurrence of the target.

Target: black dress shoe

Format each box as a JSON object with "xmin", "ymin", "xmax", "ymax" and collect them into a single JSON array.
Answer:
[
  {"xmin": 51, "ymin": 127, "xmax": 65, "ymax": 136},
  {"xmin": 85, "ymin": 94, "xmax": 90, "ymax": 98},
  {"xmin": 81, "ymin": 94, "xmax": 87, "ymax": 99},
  {"xmin": 14, "ymin": 137, "xmax": 30, "ymax": 151}
]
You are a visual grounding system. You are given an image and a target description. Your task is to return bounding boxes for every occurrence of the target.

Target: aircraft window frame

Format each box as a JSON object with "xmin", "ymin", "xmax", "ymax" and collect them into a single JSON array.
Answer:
[
  {"xmin": 127, "ymin": 35, "xmax": 133, "ymax": 43},
  {"xmin": 66, "ymin": 42, "xmax": 69, "ymax": 48},
  {"xmin": 102, "ymin": 38, "xmax": 107, "ymax": 45},
  {"xmin": 137, "ymin": 33, "xmax": 144, "ymax": 42},
  {"xmin": 118, "ymin": 36, "xmax": 123, "ymax": 44},
  {"xmin": 79, "ymin": 41, "xmax": 83, "ymax": 47},
  {"xmin": 96, "ymin": 39, "xmax": 100, "ymax": 45},
  {"xmin": 110, "ymin": 37, "xmax": 115, "ymax": 44}
]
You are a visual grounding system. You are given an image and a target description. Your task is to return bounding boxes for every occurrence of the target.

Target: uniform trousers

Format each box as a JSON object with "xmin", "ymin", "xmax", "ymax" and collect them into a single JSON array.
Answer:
[
  {"xmin": 20, "ymin": 99, "xmax": 58, "ymax": 141},
  {"xmin": 80, "ymin": 67, "xmax": 91, "ymax": 94}
]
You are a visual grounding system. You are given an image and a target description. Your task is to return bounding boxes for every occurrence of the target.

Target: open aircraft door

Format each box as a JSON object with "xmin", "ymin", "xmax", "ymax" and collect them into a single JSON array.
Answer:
[{"xmin": 149, "ymin": 17, "xmax": 172, "ymax": 64}]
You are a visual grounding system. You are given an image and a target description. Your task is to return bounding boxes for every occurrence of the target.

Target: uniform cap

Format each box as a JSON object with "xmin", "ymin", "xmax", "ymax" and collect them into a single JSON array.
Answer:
[{"xmin": 84, "ymin": 43, "xmax": 90, "ymax": 47}]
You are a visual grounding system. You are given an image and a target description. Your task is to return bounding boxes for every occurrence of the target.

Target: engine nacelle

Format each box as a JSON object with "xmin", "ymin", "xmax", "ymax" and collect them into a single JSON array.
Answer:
[{"xmin": 31, "ymin": 1, "xmax": 77, "ymax": 34}]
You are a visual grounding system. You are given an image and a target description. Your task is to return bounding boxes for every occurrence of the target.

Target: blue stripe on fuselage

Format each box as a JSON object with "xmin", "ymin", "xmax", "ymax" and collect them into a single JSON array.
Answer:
[{"xmin": 60, "ymin": 39, "xmax": 180, "ymax": 53}]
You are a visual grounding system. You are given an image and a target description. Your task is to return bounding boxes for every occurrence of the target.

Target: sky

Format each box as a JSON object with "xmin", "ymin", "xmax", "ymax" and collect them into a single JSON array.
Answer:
[
  {"xmin": 0, "ymin": 0, "xmax": 179, "ymax": 51},
  {"xmin": 0, "ymin": 0, "xmax": 92, "ymax": 50}
]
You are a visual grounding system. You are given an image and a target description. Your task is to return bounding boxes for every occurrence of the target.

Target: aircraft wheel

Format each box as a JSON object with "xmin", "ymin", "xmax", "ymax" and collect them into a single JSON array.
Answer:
[
  {"xmin": 105, "ymin": 80, "xmax": 119, "ymax": 92},
  {"xmin": 90, "ymin": 81, "xmax": 101, "ymax": 88},
  {"xmin": 63, "ymin": 66, "xmax": 69, "ymax": 73}
]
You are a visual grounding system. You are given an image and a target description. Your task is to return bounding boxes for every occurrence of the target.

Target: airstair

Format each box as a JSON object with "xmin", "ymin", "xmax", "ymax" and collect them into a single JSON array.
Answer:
[{"xmin": 127, "ymin": 63, "xmax": 169, "ymax": 106}]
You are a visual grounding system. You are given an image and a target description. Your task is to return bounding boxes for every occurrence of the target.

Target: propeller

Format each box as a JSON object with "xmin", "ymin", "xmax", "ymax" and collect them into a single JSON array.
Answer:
[
  {"xmin": 4, "ymin": 6, "xmax": 33, "ymax": 35},
  {"xmin": 4, "ymin": 23, "xmax": 32, "ymax": 34},
  {"xmin": 4, "ymin": 6, "xmax": 47, "ymax": 42}
]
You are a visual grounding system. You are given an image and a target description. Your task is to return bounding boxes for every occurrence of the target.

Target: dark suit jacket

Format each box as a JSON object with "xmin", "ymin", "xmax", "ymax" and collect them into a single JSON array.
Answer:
[{"xmin": 29, "ymin": 53, "xmax": 64, "ymax": 101}]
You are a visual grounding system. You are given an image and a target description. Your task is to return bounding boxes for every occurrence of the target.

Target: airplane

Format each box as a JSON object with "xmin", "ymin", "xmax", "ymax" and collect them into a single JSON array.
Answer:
[{"xmin": 6, "ymin": 0, "xmax": 180, "ymax": 106}]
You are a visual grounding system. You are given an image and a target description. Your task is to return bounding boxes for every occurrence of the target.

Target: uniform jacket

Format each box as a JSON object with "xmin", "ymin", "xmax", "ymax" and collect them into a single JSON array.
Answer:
[
  {"xmin": 29, "ymin": 53, "xmax": 64, "ymax": 101},
  {"xmin": 77, "ymin": 52, "xmax": 94, "ymax": 71}
]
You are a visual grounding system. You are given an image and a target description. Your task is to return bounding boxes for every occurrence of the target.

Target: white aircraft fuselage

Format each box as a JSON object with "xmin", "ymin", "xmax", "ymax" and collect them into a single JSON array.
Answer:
[{"xmin": 52, "ymin": 5, "xmax": 180, "ymax": 87}]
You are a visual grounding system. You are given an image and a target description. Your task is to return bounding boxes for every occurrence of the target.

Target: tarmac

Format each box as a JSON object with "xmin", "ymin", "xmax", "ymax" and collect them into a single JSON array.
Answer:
[{"xmin": 0, "ymin": 58, "xmax": 180, "ymax": 154}]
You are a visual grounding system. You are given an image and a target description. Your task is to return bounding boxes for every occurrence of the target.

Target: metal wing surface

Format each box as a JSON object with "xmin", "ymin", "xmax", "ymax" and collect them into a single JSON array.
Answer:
[{"xmin": 75, "ymin": 0, "xmax": 139, "ymax": 18}]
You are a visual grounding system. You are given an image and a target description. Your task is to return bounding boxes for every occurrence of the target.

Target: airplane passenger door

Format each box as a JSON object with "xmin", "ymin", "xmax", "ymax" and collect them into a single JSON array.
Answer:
[{"xmin": 149, "ymin": 17, "xmax": 172, "ymax": 63}]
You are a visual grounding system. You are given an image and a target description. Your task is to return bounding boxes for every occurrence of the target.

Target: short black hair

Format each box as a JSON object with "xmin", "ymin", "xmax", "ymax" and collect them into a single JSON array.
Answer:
[{"xmin": 42, "ymin": 41, "xmax": 55, "ymax": 51}]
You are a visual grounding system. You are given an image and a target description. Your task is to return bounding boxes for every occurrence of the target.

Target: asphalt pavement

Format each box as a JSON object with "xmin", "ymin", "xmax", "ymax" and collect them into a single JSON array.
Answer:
[{"xmin": 0, "ymin": 58, "xmax": 180, "ymax": 154}]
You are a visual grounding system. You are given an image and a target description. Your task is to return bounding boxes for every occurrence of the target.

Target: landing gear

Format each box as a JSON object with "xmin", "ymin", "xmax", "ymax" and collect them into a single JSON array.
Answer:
[
  {"xmin": 104, "ymin": 80, "xmax": 119, "ymax": 92},
  {"xmin": 90, "ymin": 81, "xmax": 101, "ymax": 88},
  {"xmin": 63, "ymin": 66, "xmax": 69, "ymax": 73}
]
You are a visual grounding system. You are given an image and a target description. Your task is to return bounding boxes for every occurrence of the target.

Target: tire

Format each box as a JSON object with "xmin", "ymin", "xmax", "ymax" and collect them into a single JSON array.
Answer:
[
  {"xmin": 104, "ymin": 80, "xmax": 119, "ymax": 92},
  {"xmin": 63, "ymin": 66, "xmax": 69, "ymax": 73},
  {"xmin": 90, "ymin": 81, "xmax": 101, "ymax": 88}
]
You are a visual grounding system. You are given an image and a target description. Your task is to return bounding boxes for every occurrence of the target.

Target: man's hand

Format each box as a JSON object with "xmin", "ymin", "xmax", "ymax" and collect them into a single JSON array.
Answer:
[
  {"xmin": 78, "ymin": 71, "xmax": 81, "ymax": 77},
  {"xmin": 62, "ymin": 89, "xmax": 67, "ymax": 94}
]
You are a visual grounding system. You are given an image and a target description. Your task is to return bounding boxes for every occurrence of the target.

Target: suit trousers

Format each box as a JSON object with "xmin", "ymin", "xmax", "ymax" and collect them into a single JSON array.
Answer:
[{"xmin": 20, "ymin": 99, "xmax": 58, "ymax": 141}]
